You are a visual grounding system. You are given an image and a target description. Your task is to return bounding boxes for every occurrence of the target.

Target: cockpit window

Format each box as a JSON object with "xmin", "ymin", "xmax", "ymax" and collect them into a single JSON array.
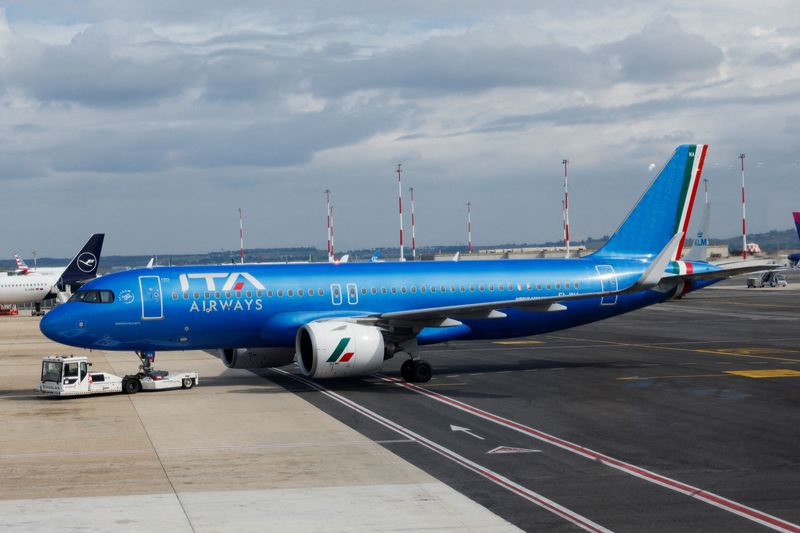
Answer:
[{"xmin": 69, "ymin": 290, "xmax": 115, "ymax": 303}]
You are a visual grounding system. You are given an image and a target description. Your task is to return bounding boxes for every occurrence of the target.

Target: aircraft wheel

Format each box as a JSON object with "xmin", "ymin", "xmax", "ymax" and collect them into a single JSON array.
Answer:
[
  {"xmin": 182, "ymin": 378, "xmax": 194, "ymax": 390},
  {"xmin": 411, "ymin": 360, "xmax": 432, "ymax": 383},
  {"xmin": 123, "ymin": 378, "xmax": 140, "ymax": 394},
  {"xmin": 400, "ymin": 359, "xmax": 414, "ymax": 382}
]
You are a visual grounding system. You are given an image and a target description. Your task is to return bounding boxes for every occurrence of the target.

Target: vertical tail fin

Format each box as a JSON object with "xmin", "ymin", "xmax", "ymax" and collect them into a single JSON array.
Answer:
[
  {"xmin": 793, "ymin": 212, "xmax": 800, "ymax": 241},
  {"xmin": 58, "ymin": 234, "xmax": 105, "ymax": 289},
  {"xmin": 14, "ymin": 254, "xmax": 30, "ymax": 273},
  {"xmin": 592, "ymin": 144, "xmax": 707, "ymax": 260}
]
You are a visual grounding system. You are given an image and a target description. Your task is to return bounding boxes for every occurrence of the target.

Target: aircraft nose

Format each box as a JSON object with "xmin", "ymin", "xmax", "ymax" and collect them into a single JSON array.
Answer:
[{"xmin": 40, "ymin": 305, "xmax": 81, "ymax": 346}]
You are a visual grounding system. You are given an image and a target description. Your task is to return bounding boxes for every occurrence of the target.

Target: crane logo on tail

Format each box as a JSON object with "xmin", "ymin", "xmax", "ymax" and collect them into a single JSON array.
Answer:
[{"xmin": 77, "ymin": 253, "xmax": 97, "ymax": 273}]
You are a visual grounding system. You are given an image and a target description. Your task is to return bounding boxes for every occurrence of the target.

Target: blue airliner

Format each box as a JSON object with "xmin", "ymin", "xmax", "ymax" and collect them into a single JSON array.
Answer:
[{"xmin": 40, "ymin": 145, "xmax": 766, "ymax": 383}]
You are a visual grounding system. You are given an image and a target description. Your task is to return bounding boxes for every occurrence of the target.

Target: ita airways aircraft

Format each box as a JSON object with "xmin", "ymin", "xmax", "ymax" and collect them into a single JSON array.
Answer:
[
  {"xmin": 1, "ymin": 235, "xmax": 104, "ymax": 315},
  {"xmin": 40, "ymin": 146, "xmax": 772, "ymax": 383}
]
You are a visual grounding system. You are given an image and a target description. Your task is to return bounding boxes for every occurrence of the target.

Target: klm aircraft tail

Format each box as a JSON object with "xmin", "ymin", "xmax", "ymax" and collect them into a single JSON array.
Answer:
[{"xmin": 592, "ymin": 144, "xmax": 707, "ymax": 260}]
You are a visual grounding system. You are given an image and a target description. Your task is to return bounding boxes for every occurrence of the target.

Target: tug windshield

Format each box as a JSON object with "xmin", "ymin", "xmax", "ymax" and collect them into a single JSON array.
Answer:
[{"xmin": 41, "ymin": 361, "xmax": 62, "ymax": 383}]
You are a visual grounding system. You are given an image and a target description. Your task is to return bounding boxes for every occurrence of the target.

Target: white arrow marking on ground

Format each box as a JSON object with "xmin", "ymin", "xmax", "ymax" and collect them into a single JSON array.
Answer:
[
  {"xmin": 487, "ymin": 446, "xmax": 542, "ymax": 454},
  {"xmin": 450, "ymin": 424, "xmax": 485, "ymax": 440}
]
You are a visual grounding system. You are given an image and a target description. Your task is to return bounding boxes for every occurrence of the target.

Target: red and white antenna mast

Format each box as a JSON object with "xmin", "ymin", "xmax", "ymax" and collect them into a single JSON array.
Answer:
[
  {"xmin": 739, "ymin": 153, "xmax": 747, "ymax": 260},
  {"xmin": 467, "ymin": 202, "xmax": 473, "ymax": 254},
  {"xmin": 562, "ymin": 158, "xmax": 570, "ymax": 258},
  {"xmin": 330, "ymin": 205, "xmax": 335, "ymax": 262},
  {"xmin": 397, "ymin": 163, "xmax": 404, "ymax": 261},
  {"xmin": 238, "ymin": 208, "xmax": 245, "ymax": 264},
  {"xmin": 409, "ymin": 186, "xmax": 416, "ymax": 260},
  {"xmin": 325, "ymin": 189, "xmax": 332, "ymax": 263}
]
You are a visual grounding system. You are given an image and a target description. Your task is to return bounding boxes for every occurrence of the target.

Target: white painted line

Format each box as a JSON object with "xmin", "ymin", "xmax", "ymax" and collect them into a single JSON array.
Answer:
[
  {"xmin": 379, "ymin": 375, "xmax": 800, "ymax": 533},
  {"xmin": 271, "ymin": 368, "xmax": 611, "ymax": 533}
]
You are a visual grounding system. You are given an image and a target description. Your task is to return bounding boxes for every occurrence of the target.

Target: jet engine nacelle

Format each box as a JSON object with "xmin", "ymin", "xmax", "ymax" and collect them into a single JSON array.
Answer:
[
  {"xmin": 219, "ymin": 347, "xmax": 295, "ymax": 369},
  {"xmin": 296, "ymin": 321, "xmax": 385, "ymax": 379}
]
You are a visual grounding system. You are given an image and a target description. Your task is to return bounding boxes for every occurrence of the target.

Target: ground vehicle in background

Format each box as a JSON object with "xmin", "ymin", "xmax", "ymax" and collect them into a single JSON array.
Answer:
[
  {"xmin": 746, "ymin": 271, "xmax": 788, "ymax": 288},
  {"xmin": 38, "ymin": 355, "xmax": 198, "ymax": 397}
]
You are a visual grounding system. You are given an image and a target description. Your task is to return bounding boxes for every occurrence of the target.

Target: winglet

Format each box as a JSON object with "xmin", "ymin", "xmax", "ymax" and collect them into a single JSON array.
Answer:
[{"xmin": 629, "ymin": 232, "xmax": 684, "ymax": 291}]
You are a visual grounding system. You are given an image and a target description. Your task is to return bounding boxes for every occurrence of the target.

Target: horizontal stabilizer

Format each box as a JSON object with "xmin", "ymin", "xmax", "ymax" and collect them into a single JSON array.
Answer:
[{"xmin": 664, "ymin": 260, "xmax": 782, "ymax": 282}]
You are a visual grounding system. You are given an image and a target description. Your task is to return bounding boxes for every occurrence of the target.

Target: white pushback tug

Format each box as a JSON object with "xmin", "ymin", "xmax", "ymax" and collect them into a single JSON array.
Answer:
[{"xmin": 39, "ymin": 352, "xmax": 198, "ymax": 397}]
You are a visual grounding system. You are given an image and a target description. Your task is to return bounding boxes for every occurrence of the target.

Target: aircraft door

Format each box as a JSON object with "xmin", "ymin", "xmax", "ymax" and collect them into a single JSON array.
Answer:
[
  {"xmin": 346, "ymin": 283, "xmax": 358, "ymax": 305},
  {"xmin": 139, "ymin": 276, "xmax": 164, "ymax": 319},
  {"xmin": 331, "ymin": 284, "xmax": 342, "ymax": 305},
  {"xmin": 595, "ymin": 265, "xmax": 618, "ymax": 306}
]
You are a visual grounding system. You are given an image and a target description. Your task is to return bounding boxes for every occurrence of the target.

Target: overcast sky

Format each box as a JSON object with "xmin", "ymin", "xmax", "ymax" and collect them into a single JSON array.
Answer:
[{"xmin": 0, "ymin": 1, "xmax": 798, "ymax": 257}]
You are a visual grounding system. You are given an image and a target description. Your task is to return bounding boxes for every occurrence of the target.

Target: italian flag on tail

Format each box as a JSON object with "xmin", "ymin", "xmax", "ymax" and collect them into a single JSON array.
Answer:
[{"xmin": 673, "ymin": 144, "xmax": 708, "ymax": 260}]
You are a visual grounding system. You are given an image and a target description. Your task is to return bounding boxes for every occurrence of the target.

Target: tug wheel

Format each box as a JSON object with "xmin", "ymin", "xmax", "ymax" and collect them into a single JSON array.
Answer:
[{"xmin": 123, "ymin": 378, "xmax": 140, "ymax": 394}]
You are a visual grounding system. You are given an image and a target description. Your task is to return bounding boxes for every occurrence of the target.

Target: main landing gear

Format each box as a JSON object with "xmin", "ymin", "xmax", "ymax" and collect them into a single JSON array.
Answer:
[{"xmin": 400, "ymin": 358, "xmax": 432, "ymax": 383}]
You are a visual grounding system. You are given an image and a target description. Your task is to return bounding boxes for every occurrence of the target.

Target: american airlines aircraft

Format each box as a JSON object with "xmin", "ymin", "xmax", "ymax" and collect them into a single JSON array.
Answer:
[
  {"xmin": 40, "ymin": 146, "xmax": 769, "ymax": 383},
  {"xmin": 1, "ymin": 235, "xmax": 105, "ymax": 315},
  {"xmin": 13, "ymin": 254, "xmax": 67, "ymax": 276}
]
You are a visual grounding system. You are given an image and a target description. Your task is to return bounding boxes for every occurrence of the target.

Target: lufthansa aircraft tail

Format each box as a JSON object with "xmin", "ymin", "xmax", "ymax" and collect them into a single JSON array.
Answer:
[
  {"xmin": 58, "ymin": 233, "xmax": 105, "ymax": 290},
  {"xmin": 592, "ymin": 144, "xmax": 708, "ymax": 261}
]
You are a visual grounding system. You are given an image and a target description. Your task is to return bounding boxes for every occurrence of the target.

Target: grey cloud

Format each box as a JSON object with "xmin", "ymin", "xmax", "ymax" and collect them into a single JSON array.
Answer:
[
  {"xmin": 45, "ymin": 105, "xmax": 395, "ymax": 174},
  {"xmin": 597, "ymin": 16, "xmax": 723, "ymax": 83},
  {"xmin": 175, "ymin": 107, "xmax": 394, "ymax": 168},
  {"xmin": 4, "ymin": 21, "xmax": 202, "ymax": 107},
  {"xmin": 310, "ymin": 35, "xmax": 616, "ymax": 96},
  {"xmin": 49, "ymin": 129, "xmax": 174, "ymax": 173},
  {"xmin": 203, "ymin": 49, "xmax": 298, "ymax": 101},
  {"xmin": 479, "ymin": 88, "xmax": 800, "ymax": 131},
  {"xmin": 306, "ymin": 17, "xmax": 722, "ymax": 97}
]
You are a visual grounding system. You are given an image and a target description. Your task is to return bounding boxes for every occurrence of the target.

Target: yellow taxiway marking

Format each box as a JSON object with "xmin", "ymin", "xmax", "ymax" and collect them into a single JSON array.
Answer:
[
  {"xmin": 494, "ymin": 340, "xmax": 545, "ymax": 345},
  {"xmin": 618, "ymin": 369, "xmax": 800, "ymax": 381},
  {"xmin": 617, "ymin": 374, "xmax": 727, "ymax": 381},
  {"xmin": 706, "ymin": 347, "xmax": 799, "ymax": 355},
  {"xmin": 548, "ymin": 335, "xmax": 800, "ymax": 363},
  {"xmin": 725, "ymin": 369, "xmax": 800, "ymax": 379}
]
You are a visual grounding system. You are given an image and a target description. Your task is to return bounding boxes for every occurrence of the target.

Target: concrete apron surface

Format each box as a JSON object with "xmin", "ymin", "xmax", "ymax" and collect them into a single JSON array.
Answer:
[{"xmin": 0, "ymin": 315, "xmax": 518, "ymax": 532}]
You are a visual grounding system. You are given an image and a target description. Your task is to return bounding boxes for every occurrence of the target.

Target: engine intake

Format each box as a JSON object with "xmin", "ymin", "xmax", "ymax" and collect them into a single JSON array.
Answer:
[
  {"xmin": 219, "ymin": 347, "xmax": 295, "ymax": 369},
  {"xmin": 296, "ymin": 321, "xmax": 385, "ymax": 378}
]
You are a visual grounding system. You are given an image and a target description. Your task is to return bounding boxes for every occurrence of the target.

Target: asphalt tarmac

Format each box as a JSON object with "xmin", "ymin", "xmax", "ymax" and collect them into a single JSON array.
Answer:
[{"xmin": 263, "ymin": 278, "xmax": 800, "ymax": 532}]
